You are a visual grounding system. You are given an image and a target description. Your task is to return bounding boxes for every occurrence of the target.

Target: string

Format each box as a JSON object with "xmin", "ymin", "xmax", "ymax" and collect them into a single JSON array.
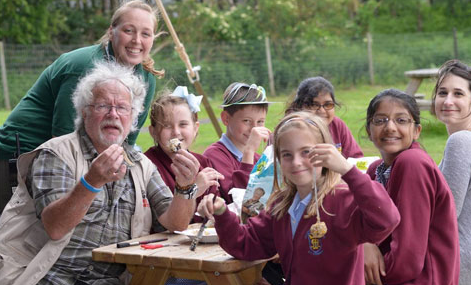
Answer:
[{"xmin": 313, "ymin": 167, "xmax": 320, "ymax": 222}]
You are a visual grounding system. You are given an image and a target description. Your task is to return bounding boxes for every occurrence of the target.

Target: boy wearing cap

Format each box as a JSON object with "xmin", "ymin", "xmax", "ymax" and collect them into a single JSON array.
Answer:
[{"xmin": 203, "ymin": 82, "xmax": 271, "ymax": 204}]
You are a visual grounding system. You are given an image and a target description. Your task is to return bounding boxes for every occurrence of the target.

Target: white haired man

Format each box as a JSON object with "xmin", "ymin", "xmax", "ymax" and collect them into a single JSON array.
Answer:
[{"xmin": 0, "ymin": 61, "xmax": 202, "ymax": 285}]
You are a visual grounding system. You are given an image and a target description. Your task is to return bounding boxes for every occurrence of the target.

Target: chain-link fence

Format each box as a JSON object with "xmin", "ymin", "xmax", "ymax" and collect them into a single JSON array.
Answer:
[{"xmin": 2, "ymin": 29, "xmax": 471, "ymax": 109}]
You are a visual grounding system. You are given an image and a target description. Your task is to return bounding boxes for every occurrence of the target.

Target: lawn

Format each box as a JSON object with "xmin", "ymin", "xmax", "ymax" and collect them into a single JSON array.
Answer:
[{"xmin": 0, "ymin": 82, "xmax": 447, "ymax": 164}]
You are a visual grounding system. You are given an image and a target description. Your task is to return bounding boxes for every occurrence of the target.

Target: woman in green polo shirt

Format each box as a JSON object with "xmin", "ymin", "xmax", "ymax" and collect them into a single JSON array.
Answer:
[{"xmin": 0, "ymin": 0, "xmax": 164, "ymax": 212}]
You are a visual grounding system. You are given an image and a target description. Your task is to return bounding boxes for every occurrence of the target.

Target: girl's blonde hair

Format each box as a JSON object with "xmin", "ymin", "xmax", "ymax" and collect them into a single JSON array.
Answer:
[
  {"xmin": 149, "ymin": 90, "xmax": 198, "ymax": 136},
  {"xmin": 267, "ymin": 111, "xmax": 342, "ymax": 220},
  {"xmin": 99, "ymin": 0, "xmax": 164, "ymax": 78}
]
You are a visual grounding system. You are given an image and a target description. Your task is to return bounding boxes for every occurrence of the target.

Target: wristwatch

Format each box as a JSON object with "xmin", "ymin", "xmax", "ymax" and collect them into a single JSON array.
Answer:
[{"xmin": 175, "ymin": 183, "xmax": 198, "ymax": 200}]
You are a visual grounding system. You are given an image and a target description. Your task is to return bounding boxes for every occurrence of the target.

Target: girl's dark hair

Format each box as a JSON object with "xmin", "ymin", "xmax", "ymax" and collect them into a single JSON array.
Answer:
[
  {"xmin": 432, "ymin": 59, "xmax": 471, "ymax": 116},
  {"xmin": 286, "ymin": 76, "xmax": 339, "ymax": 114},
  {"xmin": 366, "ymin": 88, "xmax": 421, "ymax": 130}
]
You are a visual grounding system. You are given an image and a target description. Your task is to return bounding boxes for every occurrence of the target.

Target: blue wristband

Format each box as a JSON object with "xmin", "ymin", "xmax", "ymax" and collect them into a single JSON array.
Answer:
[{"xmin": 80, "ymin": 176, "xmax": 102, "ymax": 193}]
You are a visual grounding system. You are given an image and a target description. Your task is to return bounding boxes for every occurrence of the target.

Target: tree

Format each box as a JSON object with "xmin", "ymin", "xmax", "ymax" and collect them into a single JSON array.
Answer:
[{"xmin": 0, "ymin": 0, "xmax": 67, "ymax": 44}]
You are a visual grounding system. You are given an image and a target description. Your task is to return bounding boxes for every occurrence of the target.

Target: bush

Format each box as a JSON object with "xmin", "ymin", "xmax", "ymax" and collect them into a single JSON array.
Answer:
[{"xmin": 373, "ymin": 51, "xmax": 412, "ymax": 85}]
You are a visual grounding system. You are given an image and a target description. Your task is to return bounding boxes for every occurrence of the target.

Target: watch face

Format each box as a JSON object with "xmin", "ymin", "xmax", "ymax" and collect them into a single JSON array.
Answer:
[
  {"xmin": 189, "ymin": 184, "xmax": 198, "ymax": 199},
  {"xmin": 176, "ymin": 184, "xmax": 198, "ymax": 199}
]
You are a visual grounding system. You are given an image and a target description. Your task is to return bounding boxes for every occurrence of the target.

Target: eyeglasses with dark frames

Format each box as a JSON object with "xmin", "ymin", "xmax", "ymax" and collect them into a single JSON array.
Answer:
[
  {"xmin": 310, "ymin": 102, "xmax": 335, "ymax": 111},
  {"xmin": 87, "ymin": 104, "xmax": 132, "ymax": 116},
  {"xmin": 370, "ymin": 116, "xmax": 415, "ymax": 126}
]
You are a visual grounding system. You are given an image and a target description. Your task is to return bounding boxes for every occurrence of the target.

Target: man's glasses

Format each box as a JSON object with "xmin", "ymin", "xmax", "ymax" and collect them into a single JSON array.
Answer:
[
  {"xmin": 370, "ymin": 116, "xmax": 415, "ymax": 126},
  {"xmin": 310, "ymin": 102, "xmax": 335, "ymax": 111},
  {"xmin": 87, "ymin": 104, "xmax": 132, "ymax": 116}
]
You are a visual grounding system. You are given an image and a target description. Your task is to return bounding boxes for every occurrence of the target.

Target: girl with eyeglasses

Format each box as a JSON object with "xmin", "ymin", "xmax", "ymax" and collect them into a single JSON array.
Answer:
[
  {"xmin": 432, "ymin": 59, "xmax": 471, "ymax": 284},
  {"xmin": 285, "ymin": 77, "xmax": 363, "ymax": 158},
  {"xmin": 363, "ymin": 88, "xmax": 459, "ymax": 285}
]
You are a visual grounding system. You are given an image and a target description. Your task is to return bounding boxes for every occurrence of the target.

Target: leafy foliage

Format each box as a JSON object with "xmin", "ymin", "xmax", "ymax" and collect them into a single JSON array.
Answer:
[
  {"xmin": 5, "ymin": 0, "xmax": 471, "ymax": 104},
  {"xmin": 3, "ymin": 0, "xmax": 471, "ymax": 46},
  {"xmin": 0, "ymin": 0, "xmax": 67, "ymax": 44}
]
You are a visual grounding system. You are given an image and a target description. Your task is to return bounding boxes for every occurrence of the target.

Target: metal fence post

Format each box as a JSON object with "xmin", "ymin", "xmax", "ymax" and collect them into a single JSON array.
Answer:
[
  {"xmin": 265, "ymin": 36, "xmax": 276, "ymax": 97},
  {"xmin": 453, "ymin": 27, "xmax": 459, "ymax": 59},
  {"xmin": 367, "ymin": 32, "xmax": 375, "ymax": 85},
  {"xmin": 0, "ymin": 41, "xmax": 11, "ymax": 110}
]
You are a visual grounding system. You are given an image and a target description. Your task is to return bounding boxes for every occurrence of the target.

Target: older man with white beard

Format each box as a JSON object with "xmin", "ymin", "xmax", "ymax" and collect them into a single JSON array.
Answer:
[{"xmin": 0, "ymin": 61, "xmax": 202, "ymax": 285}]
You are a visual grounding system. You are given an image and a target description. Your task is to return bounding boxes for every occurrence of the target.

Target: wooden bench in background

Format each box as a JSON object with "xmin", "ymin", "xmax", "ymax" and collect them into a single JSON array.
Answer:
[{"xmin": 404, "ymin": 68, "xmax": 439, "ymax": 111}]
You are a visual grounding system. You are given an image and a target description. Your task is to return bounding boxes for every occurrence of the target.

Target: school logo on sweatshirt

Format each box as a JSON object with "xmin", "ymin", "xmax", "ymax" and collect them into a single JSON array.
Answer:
[
  {"xmin": 306, "ymin": 230, "xmax": 324, "ymax": 256},
  {"xmin": 335, "ymin": 143, "xmax": 342, "ymax": 154}
]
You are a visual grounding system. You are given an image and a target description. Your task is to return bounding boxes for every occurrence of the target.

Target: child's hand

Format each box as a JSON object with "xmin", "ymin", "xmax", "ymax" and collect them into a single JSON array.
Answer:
[
  {"xmin": 246, "ymin": 126, "xmax": 271, "ymax": 151},
  {"xmin": 242, "ymin": 127, "xmax": 271, "ymax": 164},
  {"xmin": 197, "ymin": 193, "xmax": 226, "ymax": 221},
  {"xmin": 171, "ymin": 149, "xmax": 200, "ymax": 187},
  {"xmin": 364, "ymin": 243, "xmax": 386, "ymax": 285},
  {"xmin": 195, "ymin": 167, "xmax": 224, "ymax": 195},
  {"xmin": 309, "ymin": 143, "xmax": 353, "ymax": 175}
]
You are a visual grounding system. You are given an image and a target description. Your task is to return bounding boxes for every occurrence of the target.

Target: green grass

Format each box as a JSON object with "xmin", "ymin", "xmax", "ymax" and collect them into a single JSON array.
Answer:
[{"xmin": 0, "ymin": 83, "xmax": 448, "ymax": 164}]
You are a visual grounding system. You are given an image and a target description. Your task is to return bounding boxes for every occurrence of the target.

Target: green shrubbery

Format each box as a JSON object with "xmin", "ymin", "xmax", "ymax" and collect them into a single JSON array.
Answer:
[{"xmin": 3, "ymin": 70, "xmax": 40, "ymax": 107}]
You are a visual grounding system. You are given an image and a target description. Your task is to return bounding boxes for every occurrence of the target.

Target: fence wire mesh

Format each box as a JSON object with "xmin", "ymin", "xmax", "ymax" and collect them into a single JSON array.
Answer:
[{"xmin": 1, "ymin": 30, "xmax": 471, "ymax": 108}]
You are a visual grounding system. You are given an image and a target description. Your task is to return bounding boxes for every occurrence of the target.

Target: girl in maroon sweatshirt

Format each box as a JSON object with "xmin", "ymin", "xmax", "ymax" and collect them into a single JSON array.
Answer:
[
  {"xmin": 286, "ymin": 76, "xmax": 363, "ymax": 159},
  {"xmin": 144, "ymin": 86, "xmax": 223, "ymax": 222},
  {"xmin": 198, "ymin": 111, "xmax": 400, "ymax": 285},
  {"xmin": 363, "ymin": 89, "xmax": 460, "ymax": 285}
]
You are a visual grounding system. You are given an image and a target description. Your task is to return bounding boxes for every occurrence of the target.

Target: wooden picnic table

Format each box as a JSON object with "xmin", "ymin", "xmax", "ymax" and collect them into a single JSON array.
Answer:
[
  {"xmin": 92, "ymin": 224, "xmax": 269, "ymax": 285},
  {"xmin": 404, "ymin": 68, "xmax": 439, "ymax": 110}
]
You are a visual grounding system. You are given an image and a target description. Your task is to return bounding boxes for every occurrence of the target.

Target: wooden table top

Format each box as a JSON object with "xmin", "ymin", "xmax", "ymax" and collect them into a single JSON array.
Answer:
[{"xmin": 92, "ymin": 224, "xmax": 267, "ymax": 274}]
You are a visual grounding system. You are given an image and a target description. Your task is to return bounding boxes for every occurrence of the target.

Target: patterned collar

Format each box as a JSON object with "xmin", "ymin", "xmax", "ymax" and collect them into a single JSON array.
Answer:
[{"xmin": 375, "ymin": 161, "xmax": 391, "ymax": 187}]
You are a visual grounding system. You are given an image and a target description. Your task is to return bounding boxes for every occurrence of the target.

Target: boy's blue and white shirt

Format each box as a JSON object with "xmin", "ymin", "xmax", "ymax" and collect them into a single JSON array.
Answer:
[{"xmin": 219, "ymin": 133, "xmax": 243, "ymax": 162}]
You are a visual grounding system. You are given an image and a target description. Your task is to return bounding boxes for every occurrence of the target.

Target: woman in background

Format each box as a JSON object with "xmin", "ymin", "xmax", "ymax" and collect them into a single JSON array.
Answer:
[
  {"xmin": 432, "ymin": 59, "xmax": 471, "ymax": 284},
  {"xmin": 285, "ymin": 76, "xmax": 363, "ymax": 158}
]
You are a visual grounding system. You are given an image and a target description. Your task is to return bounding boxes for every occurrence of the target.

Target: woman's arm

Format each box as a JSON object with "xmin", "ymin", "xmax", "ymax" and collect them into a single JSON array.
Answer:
[{"xmin": 439, "ymin": 131, "xmax": 471, "ymax": 217}]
